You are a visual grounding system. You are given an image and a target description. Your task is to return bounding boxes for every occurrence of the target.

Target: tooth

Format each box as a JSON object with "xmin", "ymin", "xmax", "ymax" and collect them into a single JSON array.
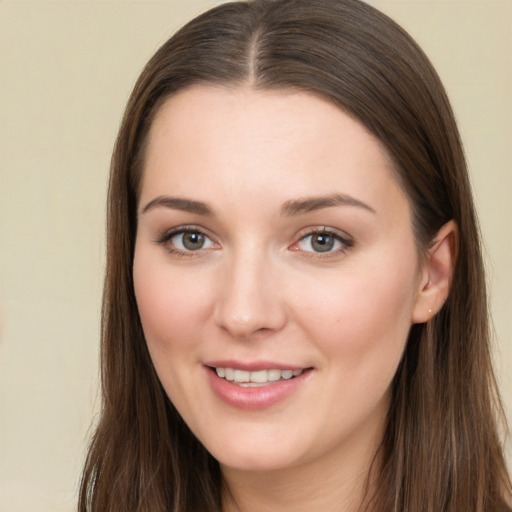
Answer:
[
  {"xmin": 234, "ymin": 370, "xmax": 250, "ymax": 382},
  {"xmin": 250, "ymin": 370, "xmax": 268, "ymax": 383},
  {"xmin": 267, "ymin": 369, "xmax": 281, "ymax": 382},
  {"xmin": 216, "ymin": 367, "xmax": 305, "ymax": 384}
]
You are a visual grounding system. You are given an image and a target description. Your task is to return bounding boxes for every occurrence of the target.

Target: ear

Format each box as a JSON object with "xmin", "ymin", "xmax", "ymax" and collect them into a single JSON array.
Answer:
[{"xmin": 412, "ymin": 220, "xmax": 458, "ymax": 324}]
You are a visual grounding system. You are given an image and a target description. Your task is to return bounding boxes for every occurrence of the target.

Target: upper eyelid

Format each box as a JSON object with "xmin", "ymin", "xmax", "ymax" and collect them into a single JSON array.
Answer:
[
  {"xmin": 295, "ymin": 226, "xmax": 353, "ymax": 242},
  {"xmin": 155, "ymin": 225, "xmax": 215, "ymax": 245},
  {"xmin": 291, "ymin": 227, "xmax": 354, "ymax": 255},
  {"xmin": 155, "ymin": 226, "xmax": 219, "ymax": 258}
]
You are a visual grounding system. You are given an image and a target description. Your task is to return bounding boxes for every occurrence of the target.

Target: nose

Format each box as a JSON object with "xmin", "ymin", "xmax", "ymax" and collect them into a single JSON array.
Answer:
[{"xmin": 214, "ymin": 249, "xmax": 287, "ymax": 339}]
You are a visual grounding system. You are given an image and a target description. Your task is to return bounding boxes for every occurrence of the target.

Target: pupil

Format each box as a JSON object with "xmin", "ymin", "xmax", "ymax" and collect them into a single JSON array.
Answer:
[
  {"xmin": 312, "ymin": 233, "xmax": 334, "ymax": 252},
  {"xmin": 183, "ymin": 232, "xmax": 205, "ymax": 250}
]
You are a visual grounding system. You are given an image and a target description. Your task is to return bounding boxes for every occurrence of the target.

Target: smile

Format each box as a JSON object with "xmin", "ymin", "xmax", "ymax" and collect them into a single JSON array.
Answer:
[
  {"xmin": 205, "ymin": 363, "xmax": 313, "ymax": 410},
  {"xmin": 214, "ymin": 367, "xmax": 303, "ymax": 387}
]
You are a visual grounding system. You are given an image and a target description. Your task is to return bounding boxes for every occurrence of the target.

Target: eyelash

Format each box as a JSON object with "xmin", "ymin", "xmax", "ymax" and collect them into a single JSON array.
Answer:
[
  {"xmin": 292, "ymin": 227, "xmax": 354, "ymax": 258},
  {"xmin": 154, "ymin": 225, "xmax": 217, "ymax": 258},
  {"xmin": 154, "ymin": 226, "xmax": 353, "ymax": 258}
]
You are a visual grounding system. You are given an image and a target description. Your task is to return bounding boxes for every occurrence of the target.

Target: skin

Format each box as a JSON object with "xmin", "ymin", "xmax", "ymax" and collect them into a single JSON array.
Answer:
[{"xmin": 133, "ymin": 86, "xmax": 455, "ymax": 512}]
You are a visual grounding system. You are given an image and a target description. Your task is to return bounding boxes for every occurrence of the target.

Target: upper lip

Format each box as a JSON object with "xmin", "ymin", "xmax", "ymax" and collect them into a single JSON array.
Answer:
[{"xmin": 204, "ymin": 360, "xmax": 309, "ymax": 372}]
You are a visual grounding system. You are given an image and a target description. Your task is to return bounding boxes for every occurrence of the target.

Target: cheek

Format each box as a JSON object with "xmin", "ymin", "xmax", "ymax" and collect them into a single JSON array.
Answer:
[
  {"xmin": 133, "ymin": 250, "xmax": 213, "ymax": 355},
  {"xmin": 289, "ymin": 255, "xmax": 418, "ymax": 435},
  {"xmin": 293, "ymin": 250, "xmax": 419, "ymax": 365}
]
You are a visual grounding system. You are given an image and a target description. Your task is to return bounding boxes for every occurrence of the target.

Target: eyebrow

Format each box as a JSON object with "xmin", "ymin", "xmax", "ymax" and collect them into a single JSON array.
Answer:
[
  {"xmin": 280, "ymin": 193, "xmax": 376, "ymax": 217},
  {"xmin": 140, "ymin": 192, "xmax": 376, "ymax": 217},
  {"xmin": 141, "ymin": 195, "xmax": 214, "ymax": 216}
]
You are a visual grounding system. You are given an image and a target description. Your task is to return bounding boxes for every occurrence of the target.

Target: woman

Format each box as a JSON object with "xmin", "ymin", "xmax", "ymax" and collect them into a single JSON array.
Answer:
[{"xmin": 79, "ymin": 0, "xmax": 512, "ymax": 510}]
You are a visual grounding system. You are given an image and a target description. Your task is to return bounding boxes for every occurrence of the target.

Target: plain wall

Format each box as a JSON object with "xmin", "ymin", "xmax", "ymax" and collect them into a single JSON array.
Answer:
[{"xmin": 0, "ymin": 1, "xmax": 510, "ymax": 511}]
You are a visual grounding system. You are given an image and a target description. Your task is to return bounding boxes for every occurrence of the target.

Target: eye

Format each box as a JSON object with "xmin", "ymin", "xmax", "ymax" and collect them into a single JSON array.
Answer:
[
  {"xmin": 293, "ymin": 229, "xmax": 353, "ymax": 255},
  {"xmin": 156, "ymin": 227, "xmax": 218, "ymax": 255},
  {"xmin": 171, "ymin": 230, "xmax": 214, "ymax": 251}
]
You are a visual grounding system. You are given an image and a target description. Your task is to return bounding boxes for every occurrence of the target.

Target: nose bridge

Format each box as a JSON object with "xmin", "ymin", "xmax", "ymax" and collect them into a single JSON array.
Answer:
[{"xmin": 214, "ymin": 242, "xmax": 286, "ymax": 338}]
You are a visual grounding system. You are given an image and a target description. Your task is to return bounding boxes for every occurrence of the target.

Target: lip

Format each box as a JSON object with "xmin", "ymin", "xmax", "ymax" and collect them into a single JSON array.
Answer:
[{"xmin": 204, "ymin": 362, "xmax": 312, "ymax": 410}]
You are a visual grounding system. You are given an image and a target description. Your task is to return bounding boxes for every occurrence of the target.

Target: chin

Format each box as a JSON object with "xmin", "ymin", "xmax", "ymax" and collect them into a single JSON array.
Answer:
[
  {"xmin": 198, "ymin": 428, "xmax": 305, "ymax": 473},
  {"xmin": 216, "ymin": 450, "xmax": 301, "ymax": 474}
]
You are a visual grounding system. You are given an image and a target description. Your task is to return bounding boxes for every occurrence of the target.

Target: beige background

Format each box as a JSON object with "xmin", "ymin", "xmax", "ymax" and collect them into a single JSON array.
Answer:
[{"xmin": 0, "ymin": 1, "xmax": 510, "ymax": 511}]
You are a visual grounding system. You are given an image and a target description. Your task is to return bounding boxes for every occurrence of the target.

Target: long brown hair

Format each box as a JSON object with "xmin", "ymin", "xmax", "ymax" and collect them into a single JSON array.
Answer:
[{"xmin": 79, "ymin": 1, "xmax": 511, "ymax": 510}]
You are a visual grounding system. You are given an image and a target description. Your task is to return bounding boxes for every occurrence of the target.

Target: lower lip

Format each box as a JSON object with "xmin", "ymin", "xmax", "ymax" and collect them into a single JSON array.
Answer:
[{"xmin": 205, "ymin": 367, "xmax": 311, "ymax": 410}]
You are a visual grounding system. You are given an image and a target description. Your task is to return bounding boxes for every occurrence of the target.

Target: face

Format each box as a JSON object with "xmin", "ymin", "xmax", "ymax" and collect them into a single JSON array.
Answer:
[{"xmin": 133, "ymin": 86, "xmax": 426, "ymax": 476}]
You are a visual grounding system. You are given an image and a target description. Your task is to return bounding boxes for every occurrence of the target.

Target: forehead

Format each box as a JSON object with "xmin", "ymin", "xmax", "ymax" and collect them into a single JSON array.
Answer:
[
  {"xmin": 141, "ymin": 85, "xmax": 407, "ymax": 218},
  {"xmin": 148, "ymin": 86, "xmax": 391, "ymax": 159}
]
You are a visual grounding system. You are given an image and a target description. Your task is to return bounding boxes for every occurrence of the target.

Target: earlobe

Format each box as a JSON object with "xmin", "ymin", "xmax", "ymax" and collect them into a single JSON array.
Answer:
[{"xmin": 412, "ymin": 220, "xmax": 458, "ymax": 324}]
